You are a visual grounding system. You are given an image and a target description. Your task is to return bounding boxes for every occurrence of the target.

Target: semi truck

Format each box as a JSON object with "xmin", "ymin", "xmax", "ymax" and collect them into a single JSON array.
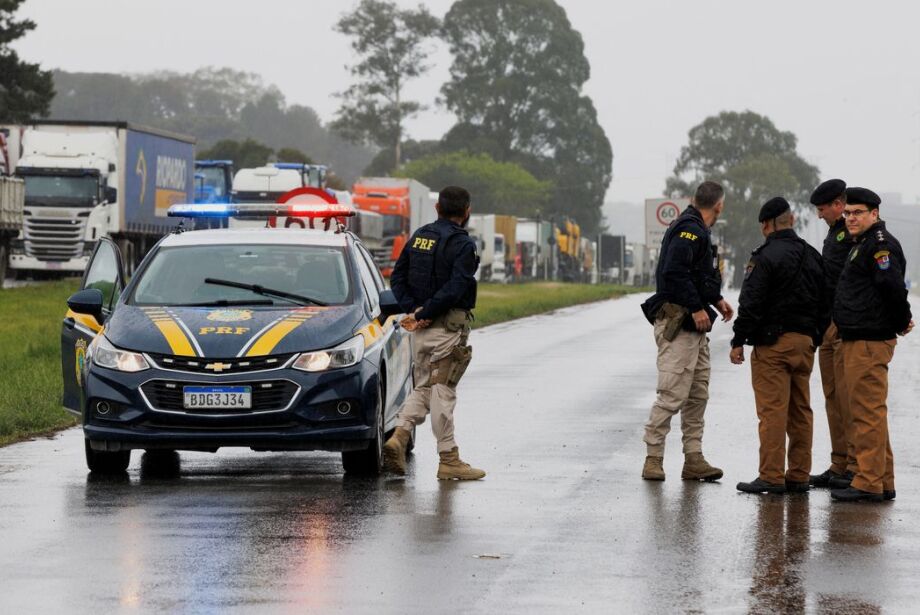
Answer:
[
  {"xmin": 0, "ymin": 176, "xmax": 24, "ymax": 281},
  {"xmin": 516, "ymin": 218, "xmax": 553, "ymax": 279},
  {"xmin": 351, "ymin": 177, "xmax": 435, "ymax": 276},
  {"xmin": 2, "ymin": 121, "xmax": 195, "ymax": 274}
]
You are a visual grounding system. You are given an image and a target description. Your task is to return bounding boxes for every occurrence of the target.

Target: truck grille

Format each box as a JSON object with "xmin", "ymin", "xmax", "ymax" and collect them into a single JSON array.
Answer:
[
  {"xmin": 147, "ymin": 353, "xmax": 295, "ymax": 375},
  {"xmin": 140, "ymin": 379, "xmax": 300, "ymax": 414},
  {"xmin": 24, "ymin": 216, "xmax": 85, "ymax": 261}
]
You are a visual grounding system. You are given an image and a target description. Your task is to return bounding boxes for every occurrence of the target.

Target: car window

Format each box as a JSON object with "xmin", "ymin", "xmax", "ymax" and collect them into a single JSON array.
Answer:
[
  {"xmin": 354, "ymin": 248, "xmax": 380, "ymax": 313},
  {"xmin": 131, "ymin": 244, "xmax": 351, "ymax": 306},
  {"xmin": 357, "ymin": 244, "xmax": 386, "ymax": 290},
  {"xmin": 83, "ymin": 241, "xmax": 122, "ymax": 311}
]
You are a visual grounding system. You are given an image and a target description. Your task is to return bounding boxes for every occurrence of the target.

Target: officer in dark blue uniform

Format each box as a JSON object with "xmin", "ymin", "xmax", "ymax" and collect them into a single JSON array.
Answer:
[
  {"xmin": 382, "ymin": 186, "xmax": 485, "ymax": 480},
  {"xmin": 639, "ymin": 181, "xmax": 734, "ymax": 482}
]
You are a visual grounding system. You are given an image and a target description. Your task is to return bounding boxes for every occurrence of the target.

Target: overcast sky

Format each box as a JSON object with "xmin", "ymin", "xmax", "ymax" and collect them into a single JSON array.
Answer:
[{"xmin": 13, "ymin": 0, "xmax": 920, "ymax": 207}]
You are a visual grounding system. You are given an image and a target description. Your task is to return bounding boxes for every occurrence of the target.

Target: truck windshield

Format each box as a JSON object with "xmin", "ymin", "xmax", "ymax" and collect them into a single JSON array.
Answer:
[
  {"xmin": 22, "ymin": 174, "xmax": 98, "ymax": 206},
  {"xmin": 196, "ymin": 167, "xmax": 227, "ymax": 197},
  {"xmin": 381, "ymin": 214, "xmax": 403, "ymax": 237},
  {"xmin": 132, "ymin": 244, "xmax": 352, "ymax": 306}
]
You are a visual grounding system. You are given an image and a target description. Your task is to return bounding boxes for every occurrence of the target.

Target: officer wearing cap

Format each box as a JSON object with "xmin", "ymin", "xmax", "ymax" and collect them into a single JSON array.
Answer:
[
  {"xmin": 731, "ymin": 197, "xmax": 828, "ymax": 494},
  {"xmin": 808, "ymin": 179, "xmax": 857, "ymax": 489},
  {"xmin": 639, "ymin": 181, "xmax": 734, "ymax": 482},
  {"xmin": 831, "ymin": 188, "xmax": 913, "ymax": 502},
  {"xmin": 382, "ymin": 185, "xmax": 486, "ymax": 481}
]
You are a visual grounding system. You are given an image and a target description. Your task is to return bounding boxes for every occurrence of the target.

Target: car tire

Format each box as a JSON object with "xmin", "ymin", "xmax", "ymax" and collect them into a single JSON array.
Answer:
[
  {"xmin": 85, "ymin": 439, "xmax": 130, "ymax": 474},
  {"xmin": 341, "ymin": 380, "xmax": 384, "ymax": 476}
]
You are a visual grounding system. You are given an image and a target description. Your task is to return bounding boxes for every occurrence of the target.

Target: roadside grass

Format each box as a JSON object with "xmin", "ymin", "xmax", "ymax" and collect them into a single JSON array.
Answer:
[
  {"xmin": 0, "ymin": 280, "xmax": 80, "ymax": 446},
  {"xmin": 473, "ymin": 281, "xmax": 644, "ymax": 328},
  {"xmin": 0, "ymin": 279, "xmax": 644, "ymax": 446}
]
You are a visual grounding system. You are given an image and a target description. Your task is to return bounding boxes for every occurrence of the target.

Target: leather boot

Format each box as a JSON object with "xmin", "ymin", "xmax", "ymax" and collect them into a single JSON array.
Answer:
[
  {"xmin": 382, "ymin": 427, "xmax": 411, "ymax": 475},
  {"xmin": 642, "ymin": 455, "xmax": 665, "ymax": 481},
  {"xmin": 681, "ymin": 452, "xmax": 723, "ymax": 482},
  {"xmin": 437, "ymin": 447, "xmax": 485, "ymax": 480}
]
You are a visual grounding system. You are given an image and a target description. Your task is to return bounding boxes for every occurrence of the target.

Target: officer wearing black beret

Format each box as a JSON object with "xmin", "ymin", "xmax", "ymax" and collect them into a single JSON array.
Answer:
[
  {"xmin": 808, "ymin": 179, "xmax": 856, "ymax": 489},
  {"xmin": 831, "ymin": 187, "xmax": 914, "ymax": 502},
  {"xmin": 731, "ymin": 197, "xmax": 828, "ymax": 494}
]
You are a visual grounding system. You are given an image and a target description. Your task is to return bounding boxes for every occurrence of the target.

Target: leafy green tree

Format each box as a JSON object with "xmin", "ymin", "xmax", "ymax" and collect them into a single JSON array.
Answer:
[
  {"xmin": 0, "ymin": 0, "xmax": 54, "ymax": 122},
  {"xmin": 197, "ymin": 138, "xmax": 274, "ymax": 170},
  {"xmin": 276, "ymin": 147, "xmax": 314, "ymax": 164},
  {"xmin": 397, "ymin": 151, "xmax": 552, "ymax": 217},
  {"xmin": 363, "ymin": 139, "xmax": 443, "ymax": 176},
  {"xmin": 332, "ymin": 0, "xmax": 440, "ymax": 170},
  {"xmin": 440, "ymin": 0, "xmax": 611, "ymax": 233},
  {"xmin": 667, "ymin": 110, "xmax": 819, "ymax": 286}
]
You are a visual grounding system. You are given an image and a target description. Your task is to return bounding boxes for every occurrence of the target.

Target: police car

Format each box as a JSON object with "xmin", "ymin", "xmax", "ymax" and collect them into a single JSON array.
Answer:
[{"xmin": 61, "ymin": 198, "xmax": 413, "ymax": 475}]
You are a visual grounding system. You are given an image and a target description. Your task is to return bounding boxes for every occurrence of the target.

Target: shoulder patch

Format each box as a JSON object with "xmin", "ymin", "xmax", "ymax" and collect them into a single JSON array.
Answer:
[
  {"xmin": 874, "ymin": 250, "xmax": 891, "ymax": 270},
  {"xmin": 849, "ymin": 247, "xmax": 859, "ymax": 261},
  {"xmin": 836, "ymin": 231, "xmax": 845, "ymax": 242},
  {"xmin": 744, "ymin": 260, "xmax": 756, "ymax": 279},
  {"xmin": 678, "ymin": 231, "xmax": 699, "ymax": 241}
]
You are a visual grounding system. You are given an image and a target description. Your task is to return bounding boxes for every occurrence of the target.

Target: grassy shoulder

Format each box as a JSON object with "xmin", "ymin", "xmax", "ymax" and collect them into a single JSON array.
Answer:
[
  {"xmin": 0, "ymin": 280, "xmax": 80, "ymax": 446},
  {"xmin": 473, "ymin": 281, "xmax": 642, "ymax": 328},
  {"xmin": 0, "ymin": 280, "xmax": 642, "ymax": 447}
]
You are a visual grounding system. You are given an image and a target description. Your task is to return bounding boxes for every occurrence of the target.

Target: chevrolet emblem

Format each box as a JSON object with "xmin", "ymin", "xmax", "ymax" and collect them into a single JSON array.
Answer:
[{"xmin": 204, "ymin": 362, "xmax": 232, "ymax": 373}]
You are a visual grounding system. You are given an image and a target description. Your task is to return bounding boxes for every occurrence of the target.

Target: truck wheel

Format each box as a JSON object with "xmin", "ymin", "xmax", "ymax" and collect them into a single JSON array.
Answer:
[
  {"xmin": 85, "ymin": 439, "xmax": 130, "ymax": 474},
  {"xmin": 342, "ymin": 381, "xmax": 384, "ymax": 476}
]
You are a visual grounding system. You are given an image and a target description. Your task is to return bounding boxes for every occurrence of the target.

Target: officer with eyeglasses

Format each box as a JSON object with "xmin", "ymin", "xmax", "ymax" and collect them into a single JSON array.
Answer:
[{"xmin": 831, "ymin": 187, "xmax": 914, "ymax": 502}]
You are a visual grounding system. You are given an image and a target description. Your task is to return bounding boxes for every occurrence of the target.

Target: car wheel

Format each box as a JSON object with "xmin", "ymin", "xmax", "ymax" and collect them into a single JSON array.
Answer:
[
  {"xmin": 85, "ymin": 439, "xmax": 130, "ymax": 474},
  {"xmin": 341, "ymin": 380, "xmax": 384, "ymax": 476}
]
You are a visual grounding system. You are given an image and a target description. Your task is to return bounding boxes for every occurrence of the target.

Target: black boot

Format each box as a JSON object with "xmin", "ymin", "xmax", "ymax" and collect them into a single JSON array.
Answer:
[
  {"xmin": 828, "ymin": 470, "xmax": 855, "ymax": 490},
  {"xmin": 737, "ymin": 478, "xmax": 786, "ymax": 494},
  {"xmin": 785, "ymin": 480, "xmax": 811, "ymax": 493},
  {"xmin": 809, "ymin": 468, "xmax": 843, "ymax": 488},
  {"xmin": 831, "ymin": 487, "xmax": 883, "ymax": 502},
  {"xmin": 884, "ymin": 490, "xmax": 896, "ymax": 501}
]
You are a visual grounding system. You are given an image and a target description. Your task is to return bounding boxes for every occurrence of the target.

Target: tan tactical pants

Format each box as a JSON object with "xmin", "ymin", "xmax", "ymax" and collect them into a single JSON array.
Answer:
[
  {"xmin": 644, "ymin": 319, "xmax": 710, "ymax": 456},
  {"xmin": 818, "ymin": 322, "xmax": 856, "ymax": 475},
  {"xmin": 842, "ymin": 339, "xmax": 896, "ymax": 494},
  {"xmin": 396, "ymin": 309, "xmax": 471, "ymax": 453},
  {"xmin": 751, "ymin": 333, "xmax": 815, "ymax": 484}
]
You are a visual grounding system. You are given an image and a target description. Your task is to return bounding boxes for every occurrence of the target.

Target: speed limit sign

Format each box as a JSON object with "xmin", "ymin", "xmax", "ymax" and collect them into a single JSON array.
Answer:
[{"xmin": 646, "ymin": 197, "xmax": 690, "ymax": 247}]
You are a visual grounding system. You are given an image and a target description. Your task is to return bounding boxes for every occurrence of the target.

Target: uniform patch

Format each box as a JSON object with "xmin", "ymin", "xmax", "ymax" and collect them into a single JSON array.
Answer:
[
  {"xmin": 875, "ymin": 250, "xmax": 891, "ymax": 270},
  {"xmin": 412, "ymin": 237, "xmax": 437, "ymax": 251},
  {"xmin": 849, "ymin": 247, "xmax": 859, "ymax": 261},
  {"xmin": 678, "ymin": 231, "xmax": 698, "ymax": 241},
  {"xmin": 744, "ymin": 261, "xmax": 755, "ymax": 279},
  {"xmin": 836, "ymin": 231, "xmax": 845, "ymax": 242}
]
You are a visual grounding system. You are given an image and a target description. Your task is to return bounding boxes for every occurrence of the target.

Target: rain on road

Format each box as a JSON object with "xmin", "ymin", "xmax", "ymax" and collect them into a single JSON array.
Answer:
[{"xmin": 1, "ymin": 293, "xmax": 918, "ymax": 613}]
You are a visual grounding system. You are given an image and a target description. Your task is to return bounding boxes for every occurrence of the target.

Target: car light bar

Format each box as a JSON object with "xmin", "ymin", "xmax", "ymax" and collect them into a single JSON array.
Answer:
[{"xmin": 167, "ymin": 203, "xmax": 356, "ymax": 219}]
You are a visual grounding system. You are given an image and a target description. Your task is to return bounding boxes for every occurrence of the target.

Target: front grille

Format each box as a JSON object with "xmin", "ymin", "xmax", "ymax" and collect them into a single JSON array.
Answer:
[
  {"xmin": 140, "ymin": 379, "xmax": 299, "ymax": 414},
  {"xmin": 147, "ymin": 353, "xmax": 295, "ymax": 375},
  {"xmin": 24, "ymin": 216, "xmax": 86, "ymax": 260}
]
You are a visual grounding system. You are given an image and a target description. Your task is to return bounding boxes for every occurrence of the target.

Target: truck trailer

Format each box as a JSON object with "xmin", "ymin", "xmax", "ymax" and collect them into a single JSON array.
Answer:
[
  {"xmin": 0, "ymin": 176, "xmax": 24, "ymax": 280},
  {"xmin": 3, "ymin": 121, "xmax": 195, "ymax": 274}
]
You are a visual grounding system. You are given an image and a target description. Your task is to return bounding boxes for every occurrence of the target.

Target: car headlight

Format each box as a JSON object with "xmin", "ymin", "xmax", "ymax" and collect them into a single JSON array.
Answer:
[
  {"xmin": 90, "ymin": 335, "xmax": 150, "ymax": 372},
  {"xmin": 293, "ymin": 335, "xmax": 365, "ymax": 372}
]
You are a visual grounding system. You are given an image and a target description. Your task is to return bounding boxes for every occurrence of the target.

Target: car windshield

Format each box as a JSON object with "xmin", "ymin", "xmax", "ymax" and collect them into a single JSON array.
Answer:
[{"xmin": 132, "ymin": 244, "xmax": 351, "ymax": 306}]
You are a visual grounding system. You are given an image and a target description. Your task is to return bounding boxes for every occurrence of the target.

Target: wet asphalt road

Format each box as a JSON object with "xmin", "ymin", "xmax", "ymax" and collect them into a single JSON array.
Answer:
[{"xmin": 2, "ymin": 293, "xmax": 919, "ymax": 614}]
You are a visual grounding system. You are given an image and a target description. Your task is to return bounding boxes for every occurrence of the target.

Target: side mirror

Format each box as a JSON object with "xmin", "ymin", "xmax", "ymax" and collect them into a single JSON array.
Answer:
[
  {"xmin": 378, "ymin": 289, "xmax": 401, "ymax": 319},
  {"xmin": 104, "ymin": 186, "xmax": 117, "ymax": 203},
  {"xmin": 67, "ymin": 288, "xmax": 105, "ymax": 325}
]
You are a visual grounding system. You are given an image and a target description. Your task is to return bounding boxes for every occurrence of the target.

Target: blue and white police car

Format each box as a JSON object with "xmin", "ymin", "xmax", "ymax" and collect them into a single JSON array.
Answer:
[{"xmin": 61, "ymin": 198, "xmax": 413, "ymax": 475}]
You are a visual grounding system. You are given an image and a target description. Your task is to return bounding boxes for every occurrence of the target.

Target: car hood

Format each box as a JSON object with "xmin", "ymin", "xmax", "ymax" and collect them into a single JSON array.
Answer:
[{"xmin": 104, "ymin": 304, "xmax": 366, "ymax": 358}]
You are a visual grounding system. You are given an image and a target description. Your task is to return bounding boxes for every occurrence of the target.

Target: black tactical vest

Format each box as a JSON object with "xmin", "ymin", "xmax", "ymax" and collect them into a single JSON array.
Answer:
[{"xmin": 407, "ymin": 220, "xmax": 471, "ymax": 304}]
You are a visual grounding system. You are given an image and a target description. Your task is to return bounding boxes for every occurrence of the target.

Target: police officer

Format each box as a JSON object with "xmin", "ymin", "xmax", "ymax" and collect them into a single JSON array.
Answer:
[
  {"xmin": 640, "ymin": 181, "xmax": 734, "ymax": 481},
  {"xmin": 730, "ymin": 197, "xmax": 828, "ymax": 494},
  {"xmin": 831, "ymin": 187, "xmax": 913, "ymax": 502},
  {"xmin": 808, "ymin": 179, "xmax": 857, "ymax": 489},
  {"xmin": 382, "ymin": 185, "xmax": 485, "ymax": 481}
]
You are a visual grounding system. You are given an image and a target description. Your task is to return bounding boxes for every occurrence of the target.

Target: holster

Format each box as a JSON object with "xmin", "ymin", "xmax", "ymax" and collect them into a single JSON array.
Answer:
[
  {"xmin": 657, "ymin": 302, "xmax": 688, "ymax": 342},
  {"xmin": 429, "ymin": 309, "xmax": 473, "ymax": 388}
]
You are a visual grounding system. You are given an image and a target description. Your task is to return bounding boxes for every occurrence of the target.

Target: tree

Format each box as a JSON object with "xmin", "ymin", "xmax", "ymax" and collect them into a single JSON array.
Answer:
[
  {"xmin": 332, "ymin": 0, "xmax": 440, "ymax": 170},
  {"xmin": 363, "ymin": 139, "xmax": 443, "ymax": 176},
  {"xmin": 276, "ymin": 148, "xmax": 313, "ymax": 164},
  {"xmin": 397, "ymin": 151, "xmax": 552, "ymax": 217},
  {"xmin": 197, "ymin": 138, "xmax": 274, "ymax": 170},
  {"xmin": 440, "ymin": 0, "xmax": 612, "ymax": 233},
  {"xmin": 0, "ymin": 0, "xmax": 54, "ymax": 122},
  {"xmin": 666, "ymin": 110, "xmax": 820, "ymax": 287}
]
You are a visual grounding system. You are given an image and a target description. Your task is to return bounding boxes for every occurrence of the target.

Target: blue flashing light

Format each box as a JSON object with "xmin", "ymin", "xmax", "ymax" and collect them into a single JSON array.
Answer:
[{"xmin": 169, "ymin": 204, "xmax": 231, "ymax": 217}]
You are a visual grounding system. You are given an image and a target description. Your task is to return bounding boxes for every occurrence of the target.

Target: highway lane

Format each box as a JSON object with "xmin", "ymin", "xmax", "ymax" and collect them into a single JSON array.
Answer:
[{"xmin": 1, "ymin": 292, "xmax": 918, "ymax": 613}]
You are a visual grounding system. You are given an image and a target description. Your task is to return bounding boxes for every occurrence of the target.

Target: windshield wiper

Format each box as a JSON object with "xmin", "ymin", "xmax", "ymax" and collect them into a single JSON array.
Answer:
[
  {"xmin": 204, "ymin": 278, "xmax": 328, "ymax": 307},
  {"xmin": 169, "ymin": 299, "xmax": 276, "ymax": 307}
]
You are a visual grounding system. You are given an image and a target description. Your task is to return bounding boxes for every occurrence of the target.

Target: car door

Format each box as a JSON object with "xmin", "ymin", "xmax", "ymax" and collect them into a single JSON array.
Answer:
[
  {"xmin": 355, "ymin": 243, "xmax": 411, "ymax": 415},
  {"xmin": 61, "ymin": 238, "xmax": 126, "ymax": 412}
]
